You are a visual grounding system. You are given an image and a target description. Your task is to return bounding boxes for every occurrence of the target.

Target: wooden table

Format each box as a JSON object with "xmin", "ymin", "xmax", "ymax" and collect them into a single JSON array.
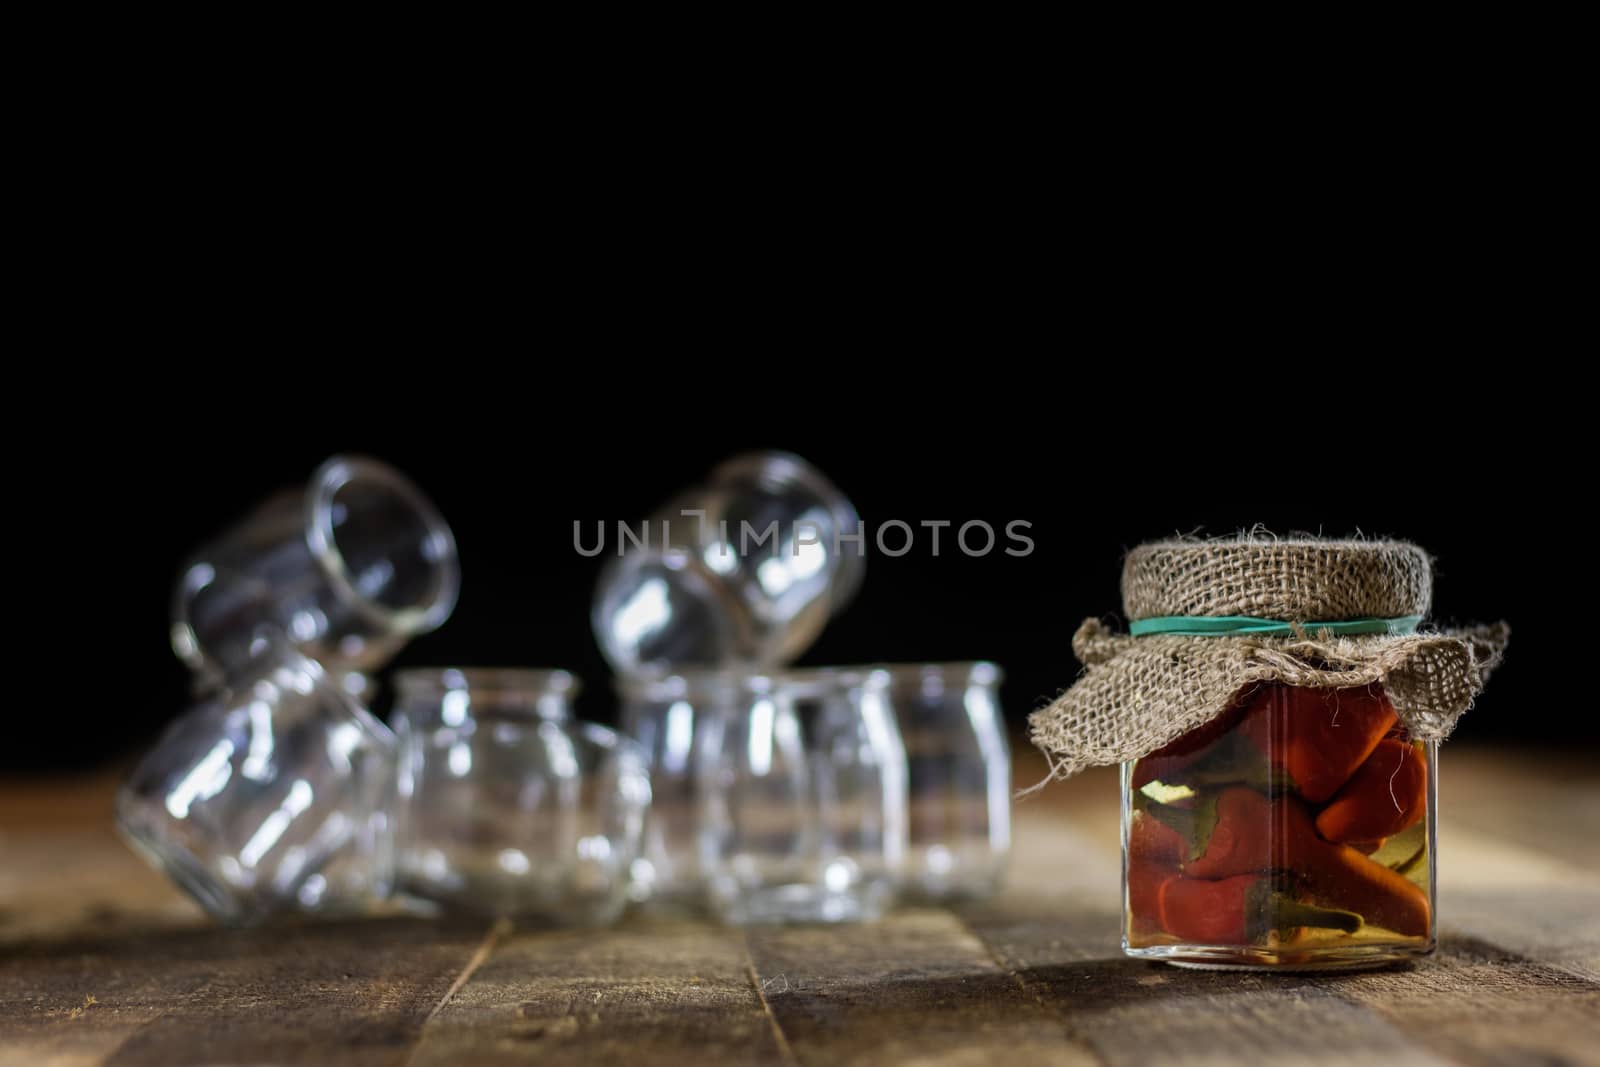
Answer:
[{"xmin": 3, "ymin": 745, "xmax": 1597, "ymax": 1066}]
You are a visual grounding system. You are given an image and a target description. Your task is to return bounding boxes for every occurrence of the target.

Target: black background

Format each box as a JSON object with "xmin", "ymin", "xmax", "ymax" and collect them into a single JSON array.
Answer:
[
  {"xmin": 10, "ymin": 68, "xmax": 1589, "ymax": 773},
  {"xmin": 11, "ymin": 388, "xmax": 1575, "ymax": 772}
]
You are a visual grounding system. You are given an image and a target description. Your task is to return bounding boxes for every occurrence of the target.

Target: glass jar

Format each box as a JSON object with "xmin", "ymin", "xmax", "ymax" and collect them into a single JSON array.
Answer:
[
  {"xmin": 617, "ymin": 670, "xmax": 735, "ymax": 911},
  {"xmin": 390, "ymin": 669, "xmax": 649, "ymax": 924},
  {"xmin": 592, "ymin": 451, "xmax": 864, "ymax": 677},
  {"xmin": 884, "ymin": 662, "xmax": 1010, "ymax": 900},
  {"xmin": 1123, "ymin": 683, "xmax": 1436, "ymax": 969},
  {"xmin": 171, "ymin": 455, "xmax": 460, "ymax": 682},
  {"xmin": 696, "ymin": 668, "xmax": 907, "ymax": 924},
  {"xmin": 116, "ymin": 647, "xmax": 397, "ymax": 924}
]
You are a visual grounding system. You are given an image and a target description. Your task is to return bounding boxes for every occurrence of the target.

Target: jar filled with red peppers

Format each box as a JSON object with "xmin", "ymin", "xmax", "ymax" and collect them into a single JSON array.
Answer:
[
  {"xmin": 1028, "ymin": 537, "xmax": 1508, "ymax": 971},
  {"xmin": 1124, "ymin": 683, "xmax": 1435, "ymax": 967}
]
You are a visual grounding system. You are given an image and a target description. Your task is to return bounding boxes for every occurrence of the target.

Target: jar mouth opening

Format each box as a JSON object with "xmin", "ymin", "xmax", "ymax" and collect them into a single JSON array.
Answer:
[
  {"xmin": 873, "ymin": 661, "xmax": 1004, "ymax": 687},
  {"xmin": 616, "ymin": 665, "xmax": 888, "ymax": 700},
  {"xmin": 394, "ymin": 667, "xmax": 581, "ymax": 700},
  {"xmin": 305, "ymin": 456, "xmax": 460, "ymax": 636},
  {"xmin": 747, "ymin": 666, "xmax": 888, "ymax": 697},
  {"xmin": 614, "ymin": 666, "xmax": 746, "ymax": 701},
  {"xmin": 705, "ymin": 451, "xmax": 865, "ymax": 613}
]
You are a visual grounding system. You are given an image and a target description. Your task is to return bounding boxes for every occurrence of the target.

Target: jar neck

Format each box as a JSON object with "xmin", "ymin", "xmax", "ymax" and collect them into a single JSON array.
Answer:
[{"xmin": 394, "ymin": 668, "xmax": 578, "ymax": 726}]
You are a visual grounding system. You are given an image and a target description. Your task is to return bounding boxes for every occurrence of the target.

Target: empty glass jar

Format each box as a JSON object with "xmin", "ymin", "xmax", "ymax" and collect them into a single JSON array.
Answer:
[
  {"xmin": 1123, "ymin": 683, "xmax": 1436, "ymax": 969},
  {"xmin": 117, "ymin": 647, "xmax": 398, "ymax": 924},
  {"xmin": 391, "ymin": 669, "xmax": 649, "ymax": 923},
  {"xmin": 884, "ymin": 662, "xmax": 1010, "ymax": 900},
  {"xmin": 592, "ymin": 452, "xmax": 864, "ymax": 677},
  {"xmin": 172, "ymin": 455, "xmax": 460, "ymax": 682},
  {"xmin": 697, "ymin": 668, "xmax": 907, "ymax": 924},
  {"xmin": 617, "ymin": 670, "xmax": 736, "ymax": 910}
]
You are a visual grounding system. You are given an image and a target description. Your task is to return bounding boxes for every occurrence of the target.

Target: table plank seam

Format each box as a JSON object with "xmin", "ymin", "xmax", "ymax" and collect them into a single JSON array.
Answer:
[
  {"xmin": 91, "ymin": 993, "xmax": 186, "ymax": 1067},
  {"xmin": 418, "ymin": 918, "xmax": 507, "ymax": 1029},
  {"xmin": 954, "ymin": 909, "xmax": 1110, "ymax": 1067},
  {"xmin": 741, "ymin": 930, "xmax": 798, "ymax": 1065}
]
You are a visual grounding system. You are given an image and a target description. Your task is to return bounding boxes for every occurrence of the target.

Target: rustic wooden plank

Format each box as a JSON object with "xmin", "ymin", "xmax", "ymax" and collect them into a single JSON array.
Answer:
[
  {"xmin": 1437, "ymin": 748, "xmax": 1600, "ymax": 872},
  {"xmin": 2, "ymin": 748, "xmax": 1596, "ymax": 1067},
  {"xmin": 967, "ymin": 910, "xmax": 1449, "ymax": 1067},
  {"xmin": 1443, "ymin": 887, "xmax": 1600, "ymax": 984},
  {"xmin": 0, "ymin": 775, "xmax": 215, "ymax": 1067},
  {"xmin": 0, "ymin": 772, "xmax": 488, "ymax": 1067},
  {"xmin": 0, "ymin": 924, "xmax": 215, "ymax": 1067},
  {"xmin": 0, "ymin": 823, "xmax": 202, "ymax": 947},
  {"xmin": 743, "ymin": 908, "xmax": 1098, "ymax": 1066},
  {"xmin": 407, "ymin": 918, "xmax": 786, "ymax": 1067},
  {"xmin": 1312, "ymin": 934, "xmax": 1600, "ymax": 1067},
  {"xmin": 1434, "ymin": 769, "xmax": 1600, "ymax": 983},
  {"xmin": 1433, "ymin": 817, "xmax": 1600, "ymax": 985},
  {"xmin": 0, "ymin": 772, "xmax": 125, "ymax": 831},
  {"xmin": 80, "ymin": 918, "xmax": 492, "ymax": 1067}
]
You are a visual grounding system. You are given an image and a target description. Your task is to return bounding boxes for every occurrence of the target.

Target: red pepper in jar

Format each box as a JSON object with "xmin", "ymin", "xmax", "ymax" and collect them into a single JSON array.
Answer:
[
  {"xmin": 1131, "ymin": 698, "xmax": 1250, "ymax": 789},
  {"xmin": 1128, "ymin": 810, "xmax": 1186, "ymax": 930},
  {"xmin": 1278, "ymin": 788, "xmax": 1430, "ymax": 937},
  {"xmin": 1315, "ymin": 739, "xmax": 1428, "ymax": 844},
  {"xmin": 1239, "ymin": 684, "xmax": 1397, "ymax": 803},
  {"xmin": 1157, "ymin": 874, "xmax": 1362, "ymax": 944},
  {"xmin": 1143, "ymin": 786, "xmax": 1270, "ymax": 879},
  {"xmin": 1146, "ymin": 785, "xmax": 1431, "ymax": 937}
]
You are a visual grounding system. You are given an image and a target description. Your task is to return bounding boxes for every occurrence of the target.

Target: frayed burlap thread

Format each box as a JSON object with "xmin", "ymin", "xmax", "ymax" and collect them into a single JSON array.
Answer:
[{"xmin": 1027, "ymin": 537, "xmax": 1509, "ymax": 784}]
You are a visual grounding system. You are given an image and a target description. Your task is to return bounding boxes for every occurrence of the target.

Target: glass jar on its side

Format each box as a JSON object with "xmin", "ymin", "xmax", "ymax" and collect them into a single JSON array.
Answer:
[
  {"xmin": 117, "ymin": 647, "xmax": 397, "ymax": 923},
  {"xmin": 172, "ymin": 455, "xmax": 460, "ymax": 683},
  {"xmin": 591, "ymin": 451, "xmax": 864, "ymax": 677},
  {"xmin": 1123, "ymin": 683, "xmax": 1435, "ymax": 970}
]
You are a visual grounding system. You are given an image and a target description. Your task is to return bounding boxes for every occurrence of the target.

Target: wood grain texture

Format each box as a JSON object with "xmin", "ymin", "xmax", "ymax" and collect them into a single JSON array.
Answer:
[
  {"xmin": 0, "ymin": 919, "xmax": 486, "ymax": 1067},
  {"xmin": 744, "ymin": 909, "xmax": 1096, "ymax": 1066},
  {"xmin": 1315, "ymin": 935, "xmax": 1600, "ymax": 1067},
  {"xmin": 116, "ymin": 921, "xmax": 489, "ymax": 1067},
  {"xmin": 409, "ymin": 920, "xmax": 785, "ymax": 1067},
  {"xmin": 1, "ymin": 745, "xmax": 1597, "ymax": 1066}
]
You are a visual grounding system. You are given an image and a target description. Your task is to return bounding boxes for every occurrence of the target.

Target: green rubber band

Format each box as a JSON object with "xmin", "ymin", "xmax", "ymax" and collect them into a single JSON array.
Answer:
[{"xmin": 1128, "ymin": 614, "xmax": 1422, "ymax": 637}]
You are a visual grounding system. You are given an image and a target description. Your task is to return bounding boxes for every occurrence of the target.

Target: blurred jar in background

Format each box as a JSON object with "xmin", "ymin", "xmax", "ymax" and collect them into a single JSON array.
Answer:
[
  {"xmin": 391, "ymin": 669, "xmax": 649, "ymax": 924},
  {"xmin": 617, "ymin": 670, "xmax": 738, "ymax": 910},
  {"xmin": 592, "ymin": 452, "xmax": 864, "ymax": 678},
  {"xmin": 117, "ymin": 646, "xmax": 397, "ymax": 923},
  {"xmin": 172, "ymin": 455, "xmax": 459, "ymax": 685},
  {"xmin": 884, "ymin": 662, "xmax": 1010, "ymax": 900},
  {"xmin": 696, "ymin": 668, "xmax": 906, "ymax": 924}
]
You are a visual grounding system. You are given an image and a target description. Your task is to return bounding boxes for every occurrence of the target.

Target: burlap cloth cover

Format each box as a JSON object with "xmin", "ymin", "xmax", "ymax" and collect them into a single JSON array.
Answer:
[{"xmin": 1028, "ymin": 537, "xmax": 1510, "ymax": 783}]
